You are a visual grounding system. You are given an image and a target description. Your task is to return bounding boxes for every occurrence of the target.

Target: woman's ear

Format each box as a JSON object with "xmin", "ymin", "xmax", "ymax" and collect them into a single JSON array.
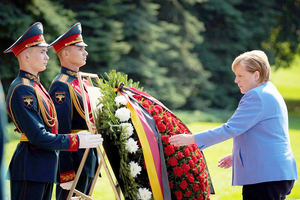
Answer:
[{"xmin": 254, "ymin": 71, "xmax": 260, "ymax": 82}]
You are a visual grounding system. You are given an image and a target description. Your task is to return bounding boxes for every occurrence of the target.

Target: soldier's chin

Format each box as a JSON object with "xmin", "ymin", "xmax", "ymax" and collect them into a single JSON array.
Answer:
[{"xmin": 39, "ymin": 65, "xmax": 47, "ymax": 72}]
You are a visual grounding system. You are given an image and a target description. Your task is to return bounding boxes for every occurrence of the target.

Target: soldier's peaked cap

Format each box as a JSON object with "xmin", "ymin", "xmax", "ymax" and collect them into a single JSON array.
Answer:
[
  {"xmin": 3, "ymin": 22, "xmax": 49, "ymax": 56},
  {"xmin": 49, "ymin": 22, "xmax": 87, "ymax": 53}
]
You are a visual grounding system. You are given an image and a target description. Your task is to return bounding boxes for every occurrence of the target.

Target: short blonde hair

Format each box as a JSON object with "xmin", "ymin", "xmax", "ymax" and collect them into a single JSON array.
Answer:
[{"xmin": 232, "ymin": 50, "xmax": 271, "ymax": 83}]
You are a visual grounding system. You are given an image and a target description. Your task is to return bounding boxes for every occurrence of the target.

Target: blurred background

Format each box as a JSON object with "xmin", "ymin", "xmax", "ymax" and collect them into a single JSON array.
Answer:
[{"xmin": 1, "ymin": 0, "xmax": 299, "ymax": 199}]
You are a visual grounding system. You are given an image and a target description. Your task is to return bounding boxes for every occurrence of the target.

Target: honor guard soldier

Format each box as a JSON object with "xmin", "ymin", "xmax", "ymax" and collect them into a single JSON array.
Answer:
[
  {"xmin": 4, "ymin": 22, "xmax": 103, "ymax": 200},
  {"xmin": 48, "ymin": 23, "xmax": 99, "ymax": 199}
]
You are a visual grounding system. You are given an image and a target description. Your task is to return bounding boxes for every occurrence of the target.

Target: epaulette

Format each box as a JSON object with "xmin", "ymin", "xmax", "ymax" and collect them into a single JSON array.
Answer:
[
  {"xmin": 58, "ymin": 74, "xmax": 69, "ymax": 83},
  {"xmin": 22, "ymin": 78, "xmax": 33, "ymax": 87}
]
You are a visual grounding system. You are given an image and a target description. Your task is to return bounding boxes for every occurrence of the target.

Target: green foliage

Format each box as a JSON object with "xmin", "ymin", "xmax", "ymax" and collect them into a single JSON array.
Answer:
[
  {"xmin": 263, "ymin": 0, "xmax": 300, "ymax": 69},
  {"xmin": 191, "ymin": 0, "xmax": 283, "ymax": 109},
  {"xmin": 155, "ymin": 0, "xmax": 212, "ymax": 108},
  {"xmin": 0, "ymin": 0, "xmax": 298, "ymax": 110},
  {"xmin": 73, "ymin": 0, "xmax": 131, "ymax": 75}
]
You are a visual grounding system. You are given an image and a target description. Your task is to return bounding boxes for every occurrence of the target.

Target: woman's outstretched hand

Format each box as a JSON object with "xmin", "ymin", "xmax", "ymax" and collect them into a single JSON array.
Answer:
[{"xmin": 169, "ymin": 134, "xmax": 196, "ymax": 147}]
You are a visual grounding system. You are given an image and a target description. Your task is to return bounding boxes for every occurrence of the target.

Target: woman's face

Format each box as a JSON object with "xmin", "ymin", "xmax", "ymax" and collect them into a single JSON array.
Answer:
[{"xmin": 233, "ymin": 65, "xmax": 260, "ymax": 94}]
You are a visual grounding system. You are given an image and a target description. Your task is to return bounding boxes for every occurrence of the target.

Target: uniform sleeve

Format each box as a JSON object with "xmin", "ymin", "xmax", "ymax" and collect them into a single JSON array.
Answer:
[
  {"xmin": 10, "ymin": 85, "xmax": 79, "ymax": 151},
  {"xmin": 49, "ymin": 81, "xmax": 76, "ymax": 182},
  {"xmin": 49, "ymin": 81, "xmax": 72, "ymax": 134},
  {"xmin": 194, "ymin": 90, "xmax": 263, "ymax": 150}
]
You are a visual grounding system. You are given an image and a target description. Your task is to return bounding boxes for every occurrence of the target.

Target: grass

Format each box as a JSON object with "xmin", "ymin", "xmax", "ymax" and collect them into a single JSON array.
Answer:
[{"xmin": 271, "ymin": 55, "xmax": 300, "ymax": 100}]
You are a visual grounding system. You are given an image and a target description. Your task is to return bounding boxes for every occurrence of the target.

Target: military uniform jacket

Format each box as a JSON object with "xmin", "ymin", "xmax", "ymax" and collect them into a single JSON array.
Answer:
[
  {"xmin": 6, "ymin": 70, "xmax": 79, "ymax": 182},
  {"xmin": 49, "ymin": 67, "xmax": 98, "ymax": 183}
]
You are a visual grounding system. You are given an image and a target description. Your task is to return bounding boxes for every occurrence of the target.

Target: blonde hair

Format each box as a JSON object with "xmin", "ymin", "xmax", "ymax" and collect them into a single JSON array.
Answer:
[{"xmin": 232, "ymin": 50, "xmax": 271, "ymax": 83}]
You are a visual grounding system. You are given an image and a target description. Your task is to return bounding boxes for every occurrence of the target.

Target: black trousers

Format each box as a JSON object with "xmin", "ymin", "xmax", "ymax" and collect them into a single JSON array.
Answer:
[
  {"xmin": 243, "ymin": 180, "xmax": 295, "ymax": 200},
  {"xmin": 56, "ymin": 175, "xmax": 93, "ymax": 200},
  {"xmin": 11, "ymin": 180, "xmax": 53, "ymax": 200}
]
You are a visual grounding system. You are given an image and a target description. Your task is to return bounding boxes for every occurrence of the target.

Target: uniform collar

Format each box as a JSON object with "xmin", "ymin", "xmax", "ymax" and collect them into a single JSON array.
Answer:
[
  {"xmin": 61, "ymin": 66, "xmax": 78, "ymax": 78},
  {"xmin": 19, "ymin": 70, "xmax": 39, "ymax": 82}
]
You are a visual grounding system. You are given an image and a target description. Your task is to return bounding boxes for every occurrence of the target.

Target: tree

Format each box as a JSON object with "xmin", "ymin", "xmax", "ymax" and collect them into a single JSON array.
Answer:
[{"xmin": 191, "ymin": 0, "xmax": 283, "ymax": 109}]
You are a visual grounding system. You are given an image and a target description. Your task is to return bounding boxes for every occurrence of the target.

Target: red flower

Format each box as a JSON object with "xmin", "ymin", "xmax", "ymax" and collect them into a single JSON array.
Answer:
[
  {"xmin": 200, "ymin": 183, "xmax": 206, "ymax": 192},
  {"xmin": 169, "ymin": 181, "xmax": 174, "ymax": 189},
  {"xmin": 171, "ymin": 117, "xmax": 177, "ymax": 125},
  {"xmin": 142, "ymin": 101, "xmax": 150, "ymax": 109},
  {"xmin": 181, "ymin": 163, "xmax": 190, "ymax": 173},
  {"xmin": 150, "ymin": 107, "xmax": 159, "ymax": 115},
  {"xmin": 198, "ymin": 194, "xmax": 204, "ymax": 200},
  {"xmin": 189, "ymin": 159, "xmax": 195, "ymax": 168},
  {"xmin": 193, "ymin": 183, "xmax": 199, "ymax": 192},
  {"xmin": 176, "ymin": 128, "xmax": 183, "ymax": 134},
  {"xmin": 133, "ymin": 94, "xmax": 142, "ymax": 101},
  {"xmin": 166, "ymin": 122, "xmax": 174, "ymax": 131},
  {"xmin": 191, "ymin": 154, "xmax": 198, "ymax": 163},
  {"xmin": 157, "ymin": 122, "xmax": 166, "ymax": 133},
  {"xmin": 164, "ymin": 145, "xmax": 175, "ymax": 156},
  {"xmin": 169, "ymin": 131, "xmax": 176, "ymax": 136},
  {"xmin": 153, "ymin": 115, "xmax": 161, "ymax": 123},
  {"xmin": 168, "ymin": 156, "xmax": 178, "ymax": 166},
  {"xmin": 173, "ymin": 167, "xmax": 183, "ymax": 177},
  {"xmin": 197, "ymin": 174, "xmax": 205, "ymax": 183},
  {"xmin": 161, "ymin": 135, "xmax": 170, "ymax": 144},
  {"xmin": 186, "ymin": 173, "xmax": 194, "ymax": 183},
  {"xmin": 145, "ymin": 99, "xmax": 152, "ymax": 106},
  {"xmin": 184, "ymin": 147, "xmax": 191, "ymax": 157},
  {"xmin": 162, "ymin": 115, "xmax": 169, "ymax": 124},
  {"xmin": 179, "ymin": 180, "xmax": 188, "ymax": 190},
  {"xmin": 175, "ymin": 191, "xmax": 183, "ymax": 200},
  {"xmin": 193, "ymin": 167, "xmax": 199, "ymax": 174},
  {"xmin": 176, "ymin": 152, "xmax": 183, "ymax": 160},
  {"xmin": 185, "ymin": 190, "xmax": 191, "ymax": 197},
  {"xmin": 192, "ymin": 144, "xmax": 198, "ymax": 150},
  {"xmin": 165, "ymin": 112, "xmax": 172, "ymax": 117},
  {"xmin": 200, "ymin": 161, "xmax": 206, "ymax": 169}
]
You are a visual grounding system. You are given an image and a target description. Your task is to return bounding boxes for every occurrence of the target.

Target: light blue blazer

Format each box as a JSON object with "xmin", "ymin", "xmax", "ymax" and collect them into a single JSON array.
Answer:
[{"xmin": 194, "ymin": 82, "xmax": 297, "ymax": 186}]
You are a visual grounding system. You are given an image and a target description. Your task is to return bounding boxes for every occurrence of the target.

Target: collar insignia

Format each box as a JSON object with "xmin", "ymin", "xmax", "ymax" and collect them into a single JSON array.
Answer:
[
  {"xmin": 25, "ymin": 73, "xmax": 39, "ymax": 82},
  {"xmin": 66, "ymin": 70, "xmax": 78, "ymax": 78}
]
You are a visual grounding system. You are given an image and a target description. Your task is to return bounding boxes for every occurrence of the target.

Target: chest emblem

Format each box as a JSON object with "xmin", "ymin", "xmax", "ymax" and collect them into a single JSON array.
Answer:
[
  {"xmin": 55, "ymin": 91, "xmax": 66, "ymax": 104},
  {"xmin": 23, "ymin": 95, "xmax": 34, "ymax": 108}
]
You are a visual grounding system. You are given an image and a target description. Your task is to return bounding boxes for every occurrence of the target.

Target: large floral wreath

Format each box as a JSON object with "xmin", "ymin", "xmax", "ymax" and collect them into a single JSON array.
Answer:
[{"xmin": 95, "ymin": 70, "xmax": 213, "ymax": 200}]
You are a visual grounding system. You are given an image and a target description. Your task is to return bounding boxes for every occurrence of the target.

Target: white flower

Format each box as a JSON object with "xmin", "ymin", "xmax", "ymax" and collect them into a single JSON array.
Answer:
[
  {"xmin": 115, "ymin": 95, "xmax": 127, "ymax": 107},
  {"xmin": 125, "ymin": 138, "xmax": 139, "ymax": 153},
  {"xmin": 115, "ymin": 107, "xmax": 131, "ymax": 122},
  {"xmin": 137, "ymin": 188, "xmax": 152, "ymax": 200},
  {"xmin": 121, "ymin": 123, "xmax": 134, "ymax": 137},
  {"xmin": 129, "ymin": 161, "xmax": 141, "ymax": 178}
]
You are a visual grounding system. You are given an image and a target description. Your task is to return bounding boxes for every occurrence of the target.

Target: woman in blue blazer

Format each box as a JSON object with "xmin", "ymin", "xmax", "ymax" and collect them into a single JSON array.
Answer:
[{"xmin": 170, "ymin": 50, "xmax": 297, "ymax": 200}]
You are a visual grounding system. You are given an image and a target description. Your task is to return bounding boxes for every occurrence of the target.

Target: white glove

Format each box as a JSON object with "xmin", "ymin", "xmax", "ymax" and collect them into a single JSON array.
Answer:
[
  {"xmin": 71, "ymin": 197, "xmax": 81, "ymax": 200},
  {"xmin": 78, "ymin": 131, "xmax": 103, "ymax": 148},
  {"xmin": 60, "ymin": 180, "xmax": 74, "ymax": 190}
]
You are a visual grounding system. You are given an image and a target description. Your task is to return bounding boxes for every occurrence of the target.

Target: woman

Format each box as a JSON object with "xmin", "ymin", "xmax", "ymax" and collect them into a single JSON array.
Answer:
[{"xmin": 169, "ymin": 50, "xmax": 297, "ymax": 200}]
